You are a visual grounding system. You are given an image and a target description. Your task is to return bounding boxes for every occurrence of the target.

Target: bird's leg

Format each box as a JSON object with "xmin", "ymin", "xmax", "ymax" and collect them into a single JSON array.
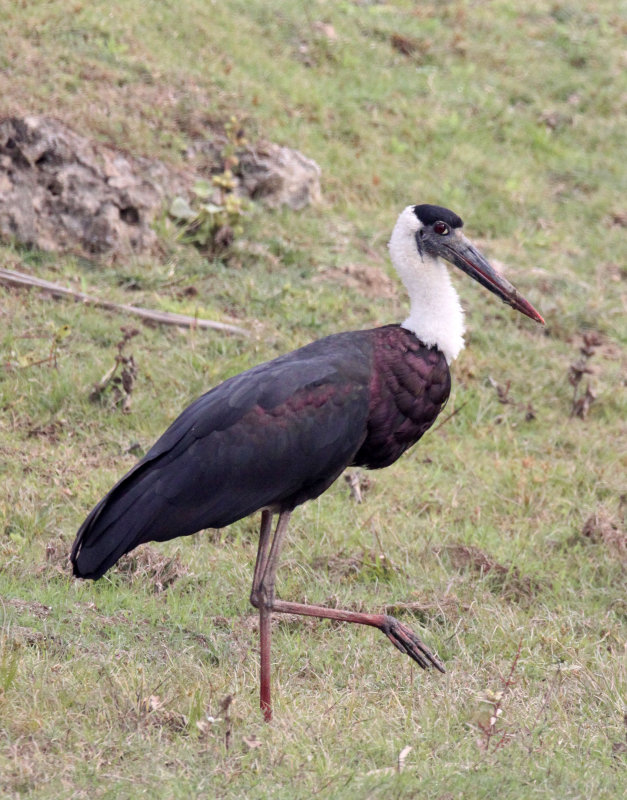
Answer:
[
  {"xmin": 249, "ymin": 510, "xmax": 291, "ymax": 722},
  {"xmin": 250, "ymin": 509, "xmax": 273, "ymax": 608},
  {"xmin": 249, "ymin": 509, "xmax": 274, "ymax": 722},
  {"xmin": 265, "ymin": 599, "xmax": 446, "ymax": 674},
  {"xmin": 258, "ymin": 509, "xmax": 291, "ymax": 607},
  {"xmin": 250, "ymin": 510, "xmax": 443, "ymax": 721}
]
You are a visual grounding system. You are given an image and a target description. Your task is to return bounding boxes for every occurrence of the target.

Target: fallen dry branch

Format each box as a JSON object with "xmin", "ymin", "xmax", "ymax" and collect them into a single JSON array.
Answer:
[{"xmin": 0, "ymin": 267, "xmax": 249, "ymax": 336}]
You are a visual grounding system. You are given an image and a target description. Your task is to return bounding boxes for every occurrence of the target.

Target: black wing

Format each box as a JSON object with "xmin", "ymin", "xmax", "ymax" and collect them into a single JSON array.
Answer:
[{"xmin": 71, "ymin": 332, "xmax": 374, "ymax": 579}]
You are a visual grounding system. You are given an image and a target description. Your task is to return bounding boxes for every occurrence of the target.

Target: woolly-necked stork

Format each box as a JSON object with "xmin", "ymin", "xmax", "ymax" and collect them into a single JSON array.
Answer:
[{"xmin": 71, "ymin": 204, "xmax": 544, "ymax": 720}]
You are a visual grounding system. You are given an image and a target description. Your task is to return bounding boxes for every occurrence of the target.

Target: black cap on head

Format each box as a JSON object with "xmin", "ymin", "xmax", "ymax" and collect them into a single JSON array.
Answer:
[{"xmin": 413, "ymin": 204, "xmax": 463, "ymax": 229}]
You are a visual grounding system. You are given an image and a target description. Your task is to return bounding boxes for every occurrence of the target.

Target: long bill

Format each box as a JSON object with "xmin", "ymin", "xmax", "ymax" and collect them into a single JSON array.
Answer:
[{"xmin": 441, "ymin": 234, "xmax": 545, "ymax": 325}]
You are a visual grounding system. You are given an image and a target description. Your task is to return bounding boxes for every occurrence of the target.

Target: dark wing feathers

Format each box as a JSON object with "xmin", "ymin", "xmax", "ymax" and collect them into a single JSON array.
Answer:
[{"xmin": 71, "ymin": 333, "xmax": 374, "ymax": 579}]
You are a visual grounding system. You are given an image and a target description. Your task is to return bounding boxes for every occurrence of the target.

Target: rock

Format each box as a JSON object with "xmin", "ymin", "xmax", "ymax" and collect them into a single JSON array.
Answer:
[
  {"xmin": 0, "ymin": 116, "xmax": 322, "ymax": 259},
  {"xmin": 186, "ymin": 137, "xmax": 322, "ymax": 211},
  {"xmin": 238, "ymin": 141, "xmax": 321, "ymax": 210},
  {"xmin": 0, "ymin": 116, "xmax": 188, "ymax": 259}
]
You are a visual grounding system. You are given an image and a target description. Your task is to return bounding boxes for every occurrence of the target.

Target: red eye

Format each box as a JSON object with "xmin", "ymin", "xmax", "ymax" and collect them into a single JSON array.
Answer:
[{"xmin": 433, "ymin": 221, "xmax": 449, "ymax": 235}]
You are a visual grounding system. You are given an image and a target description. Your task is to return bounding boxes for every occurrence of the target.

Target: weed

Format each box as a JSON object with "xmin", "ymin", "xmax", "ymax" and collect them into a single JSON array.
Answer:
[
  {"xmin": 472, "ymin": 638, "xmax": 523, "ymax": 753},
  {"xmin": 569, "ymin": 331, "xmax": 602, "ymax": 419},
  {"xmin": 89, "ymin": 325, "xmax": 140, "ymax": 412},
  {"xmin": 3, "ymin": 324, "xmax": 71, "ymax": 370},
  {"xmin": 169, "ymin": 117, "xmax": 249, "ymax": 253}
]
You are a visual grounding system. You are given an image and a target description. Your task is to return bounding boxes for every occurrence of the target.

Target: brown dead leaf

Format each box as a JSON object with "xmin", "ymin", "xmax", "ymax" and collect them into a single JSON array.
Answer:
[
  {"xmin": 581, "ymin": 331, "xmax": 604, "ymax": 351},
  {"xmin": 45, "ymin": 538, "xmax": 68, "ymax": 564},
  {"xmin": 571, "ymin": 383, "xmax": 597, "ymax": 419},
  {"xmin": 391, "ymin": 33, "xmax": 418, "ymax": 55},
  {"xmin": 568, "ymin": 361, "xmax": 594, "ymax": 387},
  {"xmin": 569, "ymin": 332, "xmax": 602, "ymax": 419},
  {"xmin": 612, "ymin": 741, "xmax": 627, "ymax": 758},
  {"xmin": 42, "ymin": 537, "xmax": 71, "ymax": 576},
  {"xmin": 220, "ymin": 694, "xmax": 233, "ymax": 751},
  {"xmin": 524, "ymin": 403, "xmax": 537, "ymax": 421}
]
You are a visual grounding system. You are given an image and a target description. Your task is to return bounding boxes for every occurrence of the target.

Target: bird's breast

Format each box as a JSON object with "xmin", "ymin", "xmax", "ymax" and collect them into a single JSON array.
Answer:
[{"xmin": 353, "ymin": 325, "xmax": 451, "ymax": 469}]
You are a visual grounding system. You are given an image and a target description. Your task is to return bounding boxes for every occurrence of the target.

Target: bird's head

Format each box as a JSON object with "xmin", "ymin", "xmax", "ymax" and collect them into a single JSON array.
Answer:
[{"xmin": 390, "ymin": 204, "xmax": 545, "ymax": 325}]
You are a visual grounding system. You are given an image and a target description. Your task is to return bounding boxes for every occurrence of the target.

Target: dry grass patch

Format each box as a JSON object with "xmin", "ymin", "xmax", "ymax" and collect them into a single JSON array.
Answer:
[
  {"xmin": 5, "ymin": 598, "xmax": 52, "ymax": 620},
  {"xmin": 581, "ymin": 508, "xmax": 627, "ymax": 563},
  {"xmin": 315, "ymin": 262, "xmax": 398, "ymax": 300},
  {"xmin": 113, "ymin": 545, "xmax": 191, "ymax": 592},
  {"xmin": 310, "ymin": 548, "xmax": 400, "ymax": 582},
  {"xmin": 384, "ymin": 594, "xmax": 472, "ymax": 626},
  {"xmin": 441, "ymin": 543, "xmax": 546, "ymax": 604}
]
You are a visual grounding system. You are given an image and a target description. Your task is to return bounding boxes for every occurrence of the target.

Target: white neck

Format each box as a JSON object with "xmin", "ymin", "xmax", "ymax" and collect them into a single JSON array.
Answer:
[{"xmin": 388, "ymin": 215, "xmax": 465, "ymax": 364}]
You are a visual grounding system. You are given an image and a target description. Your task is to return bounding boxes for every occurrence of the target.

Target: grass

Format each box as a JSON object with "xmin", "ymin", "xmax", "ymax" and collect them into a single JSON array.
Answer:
[{"xmin": 1, "ymin": 0, "xmax": 626, "ymax": 797}]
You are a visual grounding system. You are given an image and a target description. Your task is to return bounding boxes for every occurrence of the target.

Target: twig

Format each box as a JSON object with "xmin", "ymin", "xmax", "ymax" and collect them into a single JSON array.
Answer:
[
  {"xmin": 538, "ymin": 664, "xmax": 562, "ymax": 721},
  {"xmin": 488, "ymin": 376, "xmax": 513, "ymax": 404},
  {"xmin": 502, "ymin": 636, "xmax": 524, "ymax": 692},
  {"xmin": 7, "ymin": 355, "xmax": 64, "ymax": 370},
  {"xmin": 432, "ymin": 400, "xmax": 469, "ymax": 432},
  {"xmin": 0, "ymin": 267, "xmax": 249, "ymax": 336},
  {"xmin": 476, "ymin": 636, "xmax": 523, "ymax": 753},
  {"xmin": 490, "ymin": 636, "xmax": 523, "ymax": 752},
  {"xmin": 220, "ymin": 695, "xmax": 233, "ymax": 752}
]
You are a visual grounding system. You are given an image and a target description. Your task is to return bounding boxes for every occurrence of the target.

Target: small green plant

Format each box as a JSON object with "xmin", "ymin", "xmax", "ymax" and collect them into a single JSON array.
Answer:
[
  {"xmin": 4, "ymin": 324, "xmax": 71, "ymax": 370},
  {"xmin": 169, "ymin": 117, "xmax": 249, "ymax": 253}
]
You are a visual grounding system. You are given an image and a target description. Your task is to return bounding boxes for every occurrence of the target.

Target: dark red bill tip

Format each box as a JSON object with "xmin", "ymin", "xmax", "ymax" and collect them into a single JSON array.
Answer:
[{"xmin": 515, "ymin": 295, "xmax": 545, "ymax": 325}]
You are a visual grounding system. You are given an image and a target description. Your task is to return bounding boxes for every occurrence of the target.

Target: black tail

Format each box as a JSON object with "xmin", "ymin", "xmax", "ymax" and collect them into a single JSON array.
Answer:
[
  {"xmin": 70, "ymin": 450, "xmax": 252, "ymax": 580},
  {"xmin": 70, "ymin": 460, "xmax": 169, "ymax": 580}
]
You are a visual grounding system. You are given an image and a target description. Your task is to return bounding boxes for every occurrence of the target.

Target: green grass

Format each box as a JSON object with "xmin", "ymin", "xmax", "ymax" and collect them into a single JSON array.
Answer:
[{"xmin": 1, "ymin": 0, "xmax": 626, "ymax": 797}]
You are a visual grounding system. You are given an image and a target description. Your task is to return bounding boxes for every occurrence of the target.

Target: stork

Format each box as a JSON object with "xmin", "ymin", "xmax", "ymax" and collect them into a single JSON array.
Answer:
[{"xmin": 71, "ymin": 204, "xmax": 544, "ymax": 721}]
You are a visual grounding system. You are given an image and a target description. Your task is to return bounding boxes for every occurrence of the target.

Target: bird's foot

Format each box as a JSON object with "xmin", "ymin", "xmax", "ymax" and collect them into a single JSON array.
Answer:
[{"xmin": 379, "ymin": 615, "xmax": 446, "ymax": 673}]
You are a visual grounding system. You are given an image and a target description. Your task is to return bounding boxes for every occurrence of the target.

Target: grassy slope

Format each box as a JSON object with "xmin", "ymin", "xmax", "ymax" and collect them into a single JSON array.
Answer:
[{"xmin": 1, "ymin": 0, "xmax": 625, "ymax": 797}]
